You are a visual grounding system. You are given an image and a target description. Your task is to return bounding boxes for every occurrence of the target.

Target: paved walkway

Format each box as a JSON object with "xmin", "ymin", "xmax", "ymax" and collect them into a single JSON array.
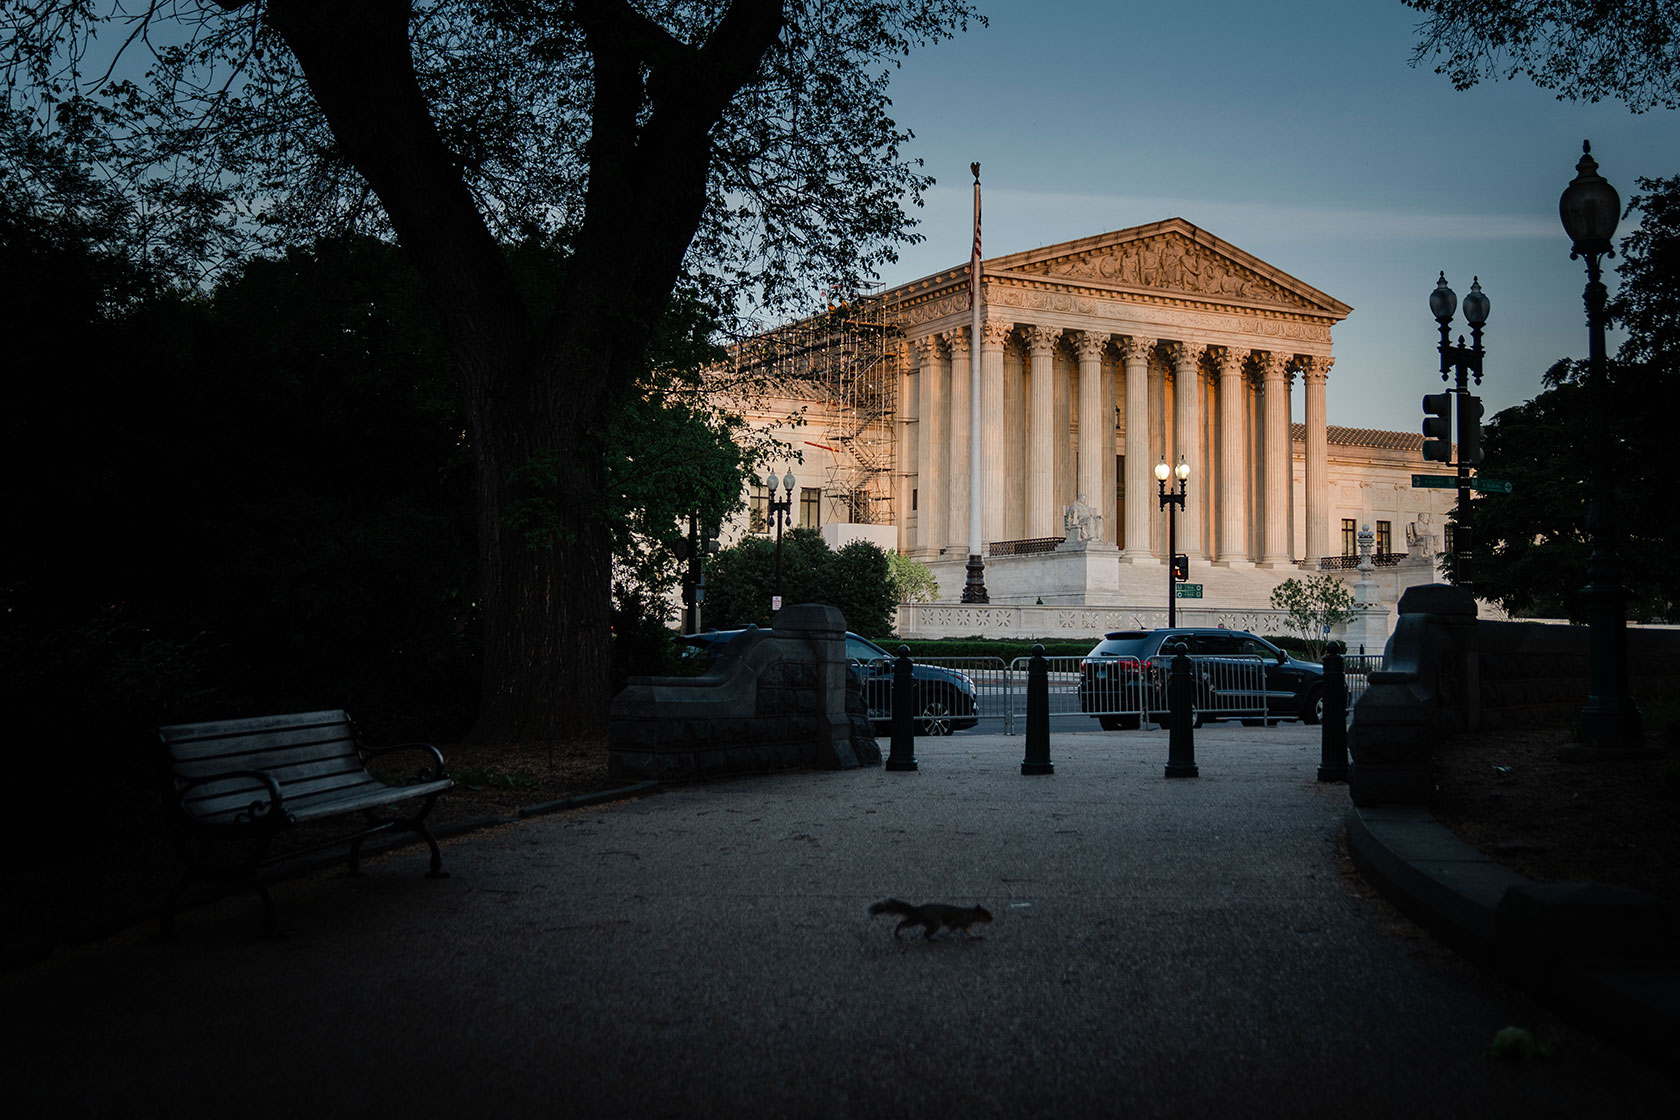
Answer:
[{"xmin": 8, "ymin": 728, "xmax": 1675, "ymax": 1117}]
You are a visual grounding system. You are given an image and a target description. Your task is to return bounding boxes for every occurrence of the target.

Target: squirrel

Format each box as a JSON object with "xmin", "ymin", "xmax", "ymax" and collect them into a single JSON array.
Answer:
[{"xmin": 869, "ymin": 898, "xmax": 992, "ymax": 940}]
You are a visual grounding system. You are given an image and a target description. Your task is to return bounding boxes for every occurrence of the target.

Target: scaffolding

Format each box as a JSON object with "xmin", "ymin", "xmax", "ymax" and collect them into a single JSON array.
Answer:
[{"xmin": 729, "ymin": 295, "xmax": 900, "ymax": 525}]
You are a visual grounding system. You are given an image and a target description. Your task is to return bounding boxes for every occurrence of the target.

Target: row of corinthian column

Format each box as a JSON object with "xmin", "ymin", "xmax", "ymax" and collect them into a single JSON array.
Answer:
[{"xmin": 903, "ymin": 324, "xmax": 1332, "ymax": 567}]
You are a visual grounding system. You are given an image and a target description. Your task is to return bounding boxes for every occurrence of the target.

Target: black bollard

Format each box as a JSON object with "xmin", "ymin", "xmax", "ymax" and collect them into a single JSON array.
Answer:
[
  {"xmin": 1022, "ymin": 643, "xmax": 1054, "ymax": 775},
  {"xmin": 886, "ymin": 645, "xmax": 918, "ymax": 772},
  {"xmin": 1317, "ymin": 640, "xmax": 1348, "ymax": 782},
  {"xmin": 1164, "ymin": 641, "xmax": 1199, "ymax": 778}
]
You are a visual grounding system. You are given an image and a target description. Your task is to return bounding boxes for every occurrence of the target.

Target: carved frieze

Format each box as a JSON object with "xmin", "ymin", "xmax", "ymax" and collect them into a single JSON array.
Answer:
[{"xmin": 1027, "ymin": 233, "xmax": 1307, "ymax": 309}]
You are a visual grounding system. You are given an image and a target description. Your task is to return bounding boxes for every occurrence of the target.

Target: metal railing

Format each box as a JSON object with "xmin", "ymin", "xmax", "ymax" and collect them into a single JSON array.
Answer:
[
  {"xmin": 857, "ymin": 650, "xmax": 1362, "ymax": 735},
  {"xmin": 1341, "ymin": 653, "xmax": 1385, "ymax": 707},
  {"xmin": 851, "ymin": 656, "xmax": 1008, "ymax": 728},
  {"xmin": 1007, "ymin": 653, "xmax": 1268, "ymax": 730},
  {"xmin": 987, "ymin": 537, "xmax": 1064, "ymax": 557},
  {"xmin": 1317, "ymin": 552, "xmax": 1406, "ymax": 570}
]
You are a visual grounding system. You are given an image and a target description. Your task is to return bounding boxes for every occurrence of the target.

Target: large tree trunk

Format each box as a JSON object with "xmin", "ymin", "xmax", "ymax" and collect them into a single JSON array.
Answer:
[
  {"xmin": 471, "ymin": 374, "xmax": 616, "ymax": 743},
  {"xmin": 268, "ymin": 0, "xmax": 785, "ymax": 741}
]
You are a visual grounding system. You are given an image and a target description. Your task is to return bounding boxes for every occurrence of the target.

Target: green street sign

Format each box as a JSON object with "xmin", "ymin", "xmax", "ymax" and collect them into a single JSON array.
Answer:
[
  {"xmin": 1175, "ymin": 583, "xmax": 1203, "ymax": 599},
  {"xmin": 1411, "ymin": 474, "xmax": 1456, "ymax": 489},
  {"xmin": 1472, "ymin": 478, "xmax": 1513, "ymax": 494}
]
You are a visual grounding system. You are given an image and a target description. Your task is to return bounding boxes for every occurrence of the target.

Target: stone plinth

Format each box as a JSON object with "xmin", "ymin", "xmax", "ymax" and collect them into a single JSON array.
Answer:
[{"xmin": 608, "ymin": 603, "xmax": 879, "ymax": 781}]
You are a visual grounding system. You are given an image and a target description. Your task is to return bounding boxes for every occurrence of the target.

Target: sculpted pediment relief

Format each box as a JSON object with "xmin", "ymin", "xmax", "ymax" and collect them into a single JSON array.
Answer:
[{"xmin": 1017, "ymin": 234, "xmax": 1312, "ymax": 310}]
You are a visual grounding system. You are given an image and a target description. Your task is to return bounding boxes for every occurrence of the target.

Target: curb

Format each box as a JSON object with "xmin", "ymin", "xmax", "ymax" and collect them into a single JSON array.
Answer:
[
  {"xmin": 1346, "ymin": 804, "xmax": 1680, "ymax": 1068},
  {"xmin": 518, "ymin": 780, "xmax": 661, "ymax": 818}
]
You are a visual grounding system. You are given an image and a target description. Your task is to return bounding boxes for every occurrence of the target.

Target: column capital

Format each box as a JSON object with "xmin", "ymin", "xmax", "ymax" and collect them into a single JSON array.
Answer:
[
  {"xmin": 943, "ymin": 327, "xmax": 970, "ymax": 361},
  {"xmin": 1302, "ymin": 354, "xmax": 1334, "ymax": 382},
  {"xmin": 1119, "ymin": 335, "xmax": 1156, "ymax": 365},
  {"xmin": 1259, "ymin": 350, "xmax": 1294, "ymax": 381},
  {"xmin": 1072, "ymin": 330, "xmax": 1109, "ymax": 361},
  {"xmin": 1215, "ymin": 345, "xmax": 1247, "ymax": 377},
  {"xmin": 1169, "ymin": 340, "xmax": 1207, "ymax": 373},
  {"xmin": 1025, "ymin": 323, "xmax": 1062, "ymax": 356},
  {"xmin": 979, "ymin": 318, "xmax": 1013, "ymax": 350},
  {"xmin": 915, "ymin": 335, "xmax": 943, "ymax": 363}
]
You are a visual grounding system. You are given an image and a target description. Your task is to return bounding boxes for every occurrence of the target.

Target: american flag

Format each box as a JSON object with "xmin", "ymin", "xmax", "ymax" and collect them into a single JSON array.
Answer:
[{"xmin": 969, "ymin": 162, "xmax": 981, "ymax": 310}]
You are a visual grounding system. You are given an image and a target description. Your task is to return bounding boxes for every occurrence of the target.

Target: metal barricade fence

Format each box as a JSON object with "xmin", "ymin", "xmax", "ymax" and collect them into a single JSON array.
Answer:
[
  {"xmin": 1006, "ymin": 656, "xmax": 1102, "ymax": 732},
  {"xmin": 1341, "ymin": 653, "xmax": 1384, "ymax": 708},
  {"xmin": 851, "ymin": 656, "xmax": 1008, "ymax": 730},
  {"xmin": 1009, "ymin": 653, "xmax": 1268, "ymax": 731}
]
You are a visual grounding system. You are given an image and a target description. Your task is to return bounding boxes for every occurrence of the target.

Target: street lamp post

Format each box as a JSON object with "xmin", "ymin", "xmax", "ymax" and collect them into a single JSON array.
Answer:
[
  {"xmin": 1427, "ymin": 271, "xmax": 1490, "ymax": 589},
  {"xmin": 1559, "ymin": 140, "xmax": 1644, "ymax": 753},
  {"xmin": 1156, "ymin": 457, "xmax": 1189, "ymax": 627},
  {"xmin": 766, "ymin": 468, "xmax": 796, "ymax": 613}
]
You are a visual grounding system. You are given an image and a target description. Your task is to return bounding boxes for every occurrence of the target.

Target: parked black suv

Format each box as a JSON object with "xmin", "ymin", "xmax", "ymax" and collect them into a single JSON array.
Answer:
[
  {"xmin": 1077, "ymin": 628, "xmax": 1324, "ymax": 729},
  {"xmin": 676, "ymin": 628, "xmax": 979, "ymax": 736}
]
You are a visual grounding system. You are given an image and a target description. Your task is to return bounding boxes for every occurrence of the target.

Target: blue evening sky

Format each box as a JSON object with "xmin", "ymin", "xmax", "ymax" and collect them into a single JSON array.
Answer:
[{"xmin": 871, "ymin": 0, "xmax": 1680, "ymax": 433}]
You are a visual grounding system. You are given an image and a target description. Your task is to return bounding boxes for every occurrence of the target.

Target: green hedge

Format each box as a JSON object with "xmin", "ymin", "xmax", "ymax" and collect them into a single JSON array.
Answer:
[
  {"xmin": 896, "ymin": 632, "xmax": 1321, "ymax": 663},
  {"xmin": 891, "ymin": 637, "xmax": 1101, "ymax": 662}
]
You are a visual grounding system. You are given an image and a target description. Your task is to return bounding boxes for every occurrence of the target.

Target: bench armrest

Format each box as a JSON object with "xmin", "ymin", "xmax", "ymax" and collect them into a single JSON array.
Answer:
[
  {"xmin": 361, "ymin": 741, "xmax": 448, "ymax": 783},
  {"xmin": 174, "ymin": 768, "xmax": 286, "ymax": 826}
]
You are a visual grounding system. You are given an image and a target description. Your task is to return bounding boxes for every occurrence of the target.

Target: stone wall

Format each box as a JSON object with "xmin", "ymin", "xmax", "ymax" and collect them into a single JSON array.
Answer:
[
  {"xmin": 608, "ymin": 603, "xmax": 880, "ymax": 781},
  {"xmin": 1347, "ymin": 583, "xmax": 1680, "ymax": 805}
]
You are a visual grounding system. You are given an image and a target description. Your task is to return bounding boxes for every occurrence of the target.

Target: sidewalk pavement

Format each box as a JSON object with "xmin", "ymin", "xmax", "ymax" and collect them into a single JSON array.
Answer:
[{"xmin": 8, "ymin": 727, "xmax": 1677, "ymax": 1117}]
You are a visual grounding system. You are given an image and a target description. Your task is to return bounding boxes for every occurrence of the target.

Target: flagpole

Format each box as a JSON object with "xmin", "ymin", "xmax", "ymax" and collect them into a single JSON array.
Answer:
[{"xmin": 962, "ymin": 161, "xmax": 988, "ymax": 604}]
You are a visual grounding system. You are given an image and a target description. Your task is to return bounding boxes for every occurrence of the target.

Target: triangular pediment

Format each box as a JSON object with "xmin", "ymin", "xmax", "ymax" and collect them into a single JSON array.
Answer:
[{"xmin": 984, "ymin": 219, "xmax": 1351, "ymax": 319}]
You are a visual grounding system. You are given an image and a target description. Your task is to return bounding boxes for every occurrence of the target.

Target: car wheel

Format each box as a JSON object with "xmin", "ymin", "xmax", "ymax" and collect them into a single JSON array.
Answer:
[
  {"xmin": 916, "ymin": 693, "xmax": 953, "ymax": 736},
  {"xmin": 1302, "ymin": 688, "xmax": 1324, "ymax": 726}
]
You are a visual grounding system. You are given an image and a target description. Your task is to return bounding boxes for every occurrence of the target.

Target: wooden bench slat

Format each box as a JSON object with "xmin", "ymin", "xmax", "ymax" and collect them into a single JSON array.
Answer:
[
  {"xmin": 172, "ymin": 748, "xmax": 367, "ymax": 783},
  {"xmin": 162, "ymin": 724, "xmax": 357, "ymax": 763},
  {"xmin": 159, "ymin": 709, "xmax": 351, "ymax": 743},
  {"xmin": 183, "ymin": 771, "xmax": 373, "ymax": 817}
]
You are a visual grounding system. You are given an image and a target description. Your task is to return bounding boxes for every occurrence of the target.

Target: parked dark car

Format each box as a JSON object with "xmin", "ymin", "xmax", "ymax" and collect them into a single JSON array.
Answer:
[
  {"xmin": 676, "ymin": 628, "xmax": 979, "ymax": 736},
  {"xmin": 1077, "ymin": 628, "xmax": 1325, "ymax": 729}
]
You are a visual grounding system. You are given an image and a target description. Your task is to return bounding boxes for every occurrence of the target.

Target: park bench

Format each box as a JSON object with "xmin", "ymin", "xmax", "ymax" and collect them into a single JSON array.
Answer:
[{"xmin": 158, "ymin": 709, "xmax": 452, "ymax": 935}]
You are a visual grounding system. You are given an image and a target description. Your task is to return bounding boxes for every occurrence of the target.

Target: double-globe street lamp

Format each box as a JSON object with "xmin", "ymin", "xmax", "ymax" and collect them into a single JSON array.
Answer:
[
  {"xmin": 1156, "ymin": 457, "xmax": 1190, "ymax": 626},
  {"xmin": 1425, "ymin": 271, "xmax": 1490, "ymax": 588},
  {"xmin": 765, "ymin": 468, "xmax": 797, "ymax": 612},
  {"xmin": 1559, "ymin": 140, "xmax": 1644, "ymax": 752}
]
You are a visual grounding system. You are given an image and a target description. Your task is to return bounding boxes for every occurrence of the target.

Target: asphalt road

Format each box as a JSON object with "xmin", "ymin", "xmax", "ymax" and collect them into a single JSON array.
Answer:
[{"xmin": 8, "ymin": 728, "xmax": 1674, "ymax": 1117}]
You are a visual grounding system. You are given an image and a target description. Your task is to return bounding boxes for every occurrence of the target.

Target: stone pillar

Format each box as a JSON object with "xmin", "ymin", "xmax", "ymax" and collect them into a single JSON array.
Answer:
[
  {"xmin": 1101, "ymin": 350, "xmax": 1118, "ymax": 544},
  {"xmin": 1074, "ymin": 331, "xmax": 1108, "ymax": 523},
  {"xmin": 914, "ymin": 336, "xmax": 945, "ymax": 557},
  {"xmin": 1026, "ymin": 325, "xmax": 1061, "ymax": 539},
  {"xmin": 1260, "ymin": 351, "xmax": 1293, "ymax": 567},
  {"xmin": 1120, "ymin": 335, "xmax": 1155, "ymax": 560},
  {"xmin": 1215, "ymin": 346, "xmax": 1250, "ymax": 565},
  {"xmin": 897, "ymin": 340, "xmax": 915, "ymax": 555},
  {"xmin": 944, "ymin": 328, "xmax": 971, "ymax": 556},
  {"xmin": 1171, "ymin": 341, "xmax": 1206, "ymax": 557},
  {"xmin": 1304, "ymin": 355, "xmax": 1332, "ymax": 566},
  {"xmin": 980, "ymin": 319, "xmax": 1010, "ymax": 547}
]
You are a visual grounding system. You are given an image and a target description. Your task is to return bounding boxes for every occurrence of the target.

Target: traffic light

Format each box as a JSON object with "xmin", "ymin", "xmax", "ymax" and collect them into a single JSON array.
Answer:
[
  {"xmin": 1171, "ymin": 553, "xmax": 1189, "ymax": 582},
  {"xmin": 1457, "ymin": 393, "xmax": 1484, "ymax": 466},
  {"xmin": 1422, "ymin": 392, "xmax": 1454, "ymax": 463}
]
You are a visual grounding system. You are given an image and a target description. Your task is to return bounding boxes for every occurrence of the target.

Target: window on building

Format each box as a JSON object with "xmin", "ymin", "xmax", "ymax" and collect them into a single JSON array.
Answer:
[
  {"xmin": 911, "ymin": 487, "xmax": 918, "ymax": 512},
  {"xmin": 1341, "ymin": 519, "xmax": 1357, "ymax": 556},
  {"xmin": 748, "ymin": 485, "xmax": 768, "ymax": 534},
  {"xmin": 1376, "ymin": 520, "xmax": 1393, "ymax": 556},
  {"xmin": 1443, "ymin": 524, "xmax": 1455, "ymax": 558},
  {"xmin": 799, "ymin": 487, "xmax": 821, "ymax": 529}
]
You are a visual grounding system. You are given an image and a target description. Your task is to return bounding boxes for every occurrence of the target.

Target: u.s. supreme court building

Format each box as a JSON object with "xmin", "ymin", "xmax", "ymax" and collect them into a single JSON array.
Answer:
[{"xmin": 715, "ymin": 219, "xmax": 1457, "ymax": 643}]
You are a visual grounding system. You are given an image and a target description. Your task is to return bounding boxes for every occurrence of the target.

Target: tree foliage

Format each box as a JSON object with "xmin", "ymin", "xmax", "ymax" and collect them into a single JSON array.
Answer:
[
  {"xmin": 886, "ymin": 549, "xmax": 940, "ymax": 604},
  {"xmin": 1, "ymin": 1, "xmax": 984, "ymax": 741},
  {"xmin": 1268, "ymin": 575, "xmax": 1356, "ymax": 658},
  {"xmin": 1470, "ymin": 177, "xmax": 1680, "ymax": 621},
  {"xmin": 1402, "ymin": 1, "xmax": 1680, "ymax": 112},
  {"xmin": 704, "ymin": 528, "xmax": 897, "ymax": 637}
]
